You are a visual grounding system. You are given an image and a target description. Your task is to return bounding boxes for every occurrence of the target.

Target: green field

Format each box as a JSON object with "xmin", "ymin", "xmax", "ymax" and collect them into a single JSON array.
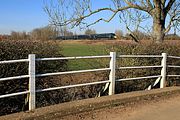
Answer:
[
  {"xmin": 60, "ymin": 42, "xmax": 110, "ymax": 70},
  {"xmin": 62, "ymin": 42, "xmax": 106, "ymax": 56}
]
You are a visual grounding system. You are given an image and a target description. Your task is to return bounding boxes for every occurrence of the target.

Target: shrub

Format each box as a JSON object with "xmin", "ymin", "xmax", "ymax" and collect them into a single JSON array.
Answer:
[
  {"xmin": 106, "ymin": 42, "xmax": 180, "ymax": 93},
  {"xmin": 165, "ymin": 34, "xmax": 180, "ymax": 40},
  {"xmin": 0, "ymin": 40, "xmax": 108, "ymax": 116},
  {"xmin": 0, "ymin": 40, "xmax": 67, "ymax": 115},
  {"xmin": 1, "ymin": 40, "xmax": 180, "ymax": 116}
]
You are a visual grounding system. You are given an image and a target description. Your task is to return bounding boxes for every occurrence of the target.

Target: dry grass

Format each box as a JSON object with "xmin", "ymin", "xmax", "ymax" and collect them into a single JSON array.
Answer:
[
  {"xmin": 60, "ymin": 40, "xmax": 136, "ymax": 45},
  {"xmin": 60, "ymin": 39, "xmax": 180, "ymax": 46}
]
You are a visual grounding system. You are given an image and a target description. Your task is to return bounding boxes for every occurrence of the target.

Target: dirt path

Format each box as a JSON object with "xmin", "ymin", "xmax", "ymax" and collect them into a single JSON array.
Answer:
[{"xmin": 60, "ymin": 95, "xmax": 180, "ymax": 120}]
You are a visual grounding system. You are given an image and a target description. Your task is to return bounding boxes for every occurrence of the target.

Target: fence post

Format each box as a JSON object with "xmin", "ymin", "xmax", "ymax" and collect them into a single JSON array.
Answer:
[
  {"xmin": 160, "ymin": 53, "xmax": 167, "ymax": 88},
  {"xmin": 109, "ymin": 52, "xmax": 116, "ymax": 95},
  {"xmin": 28, "ymin": 54, "xmax": 36, "ymax": 110}
]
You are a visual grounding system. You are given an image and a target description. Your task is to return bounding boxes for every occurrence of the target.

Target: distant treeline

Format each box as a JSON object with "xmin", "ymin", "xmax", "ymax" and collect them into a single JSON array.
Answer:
[{"xmin": 0, "ymin": 26, "xmax": 179, "ymax": 41}]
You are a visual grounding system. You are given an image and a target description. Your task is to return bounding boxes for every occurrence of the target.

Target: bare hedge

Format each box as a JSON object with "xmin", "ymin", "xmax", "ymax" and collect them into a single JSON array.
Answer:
[{"xmin": 0, "ymin": 40, "xmax": 67, "ymax": 115}]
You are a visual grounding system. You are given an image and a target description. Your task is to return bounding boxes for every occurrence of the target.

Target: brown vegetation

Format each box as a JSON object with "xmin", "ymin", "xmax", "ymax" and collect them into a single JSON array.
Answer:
[
  {"xmin": 84, "ymin": 29, "xmax": 96, "ymax": 35},
  {"xmin": 1, "ymin": 39, "xmax": 180, "ymax": 116},
  {"xmin": 0, "ymin": 40, "xmax": 67, "ymax": 116}
]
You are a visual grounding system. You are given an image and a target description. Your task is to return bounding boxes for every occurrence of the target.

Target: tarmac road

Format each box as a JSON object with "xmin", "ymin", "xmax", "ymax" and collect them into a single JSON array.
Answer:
[
  {"xmin": 61, "ymin": 95, "xmax": 180, "ymax": 120},
  {"xmin": 1, "ymin": 88, "xmax": 180, "ymax": 120},
  {"xmin": 126, "ymin": 95, "xmax": 180, "ymax": 120}
]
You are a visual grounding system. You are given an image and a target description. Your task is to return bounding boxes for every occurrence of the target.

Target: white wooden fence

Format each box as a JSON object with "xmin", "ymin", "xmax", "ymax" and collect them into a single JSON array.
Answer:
[{"xmin": 0, "ymin": 52, "xmax": 180, "ymax": 111}]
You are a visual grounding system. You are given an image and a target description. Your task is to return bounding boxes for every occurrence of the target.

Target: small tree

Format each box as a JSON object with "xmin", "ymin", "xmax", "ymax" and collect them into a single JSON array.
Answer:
[
  {"xmin": 133, "ymin": 30, "xmax": 149, "ymax": 40},
  {"xmin": 85, "ymin": 29, "xmax": 96, "ymax": 35},
  {"xmin": 30, "ymin": 26, "xmax": 58, "ymax": 40},
  {"xmin": 60, "ymin": 27, "xmax": 74, "ymax": 36},
  {"xmin": 10, "ymin": 31, "xmax": 29, "ymax": 40},
  {"xmin": 115, "ymin": 30, "xmax": 123, "ymax": 39}
]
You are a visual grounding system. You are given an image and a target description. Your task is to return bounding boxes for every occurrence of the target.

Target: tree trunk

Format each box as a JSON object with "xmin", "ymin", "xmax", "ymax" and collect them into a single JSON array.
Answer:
[
  {"xmin": 152, "ymin": 20, "xmax": 165, "ymax": 43},
  {"xmin": 152, "ymin": 1, "xmax": 166, "ymax": 43}
]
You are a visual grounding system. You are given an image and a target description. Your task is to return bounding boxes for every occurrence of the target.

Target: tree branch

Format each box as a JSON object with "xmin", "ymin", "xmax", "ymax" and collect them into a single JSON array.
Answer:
[
  {"xmin": 124, "ymin": 0, "xmax": 148, "ymax": 11},
  {"xmin": 164, "ymin": 0, "xmax": 176, "ymax": 14},
  {"xmin": 86, "ymin": 11, "xmax": 118, "ymax": 27},
  {"xmin": 165, "ymin": 2, "xmax": 180, "ymax": 33},
  {"xmin": 146, "ymin": 0, "xmax": 154, "ymax": 9}
]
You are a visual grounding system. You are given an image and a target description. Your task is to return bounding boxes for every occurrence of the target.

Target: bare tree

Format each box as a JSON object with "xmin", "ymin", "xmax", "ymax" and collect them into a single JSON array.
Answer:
[
  {"xmin": 44, "ymin": 0, "xmax": 180, "ymax": 43},
  {"xmin": 30, "ymin": 26, "xmax": 58, "ymax": 40},
  {"xmin": 10, "ymin": 31, "xmax": 29, "ymax": 40},
  {"xmin": 125, "ymin": 30, "xmax": 149, "ymax": 41},
  {"xmin": 60, "ymin": 27, "xmax": 74, "ymax": 36},
  {"xmin": 115, "ymin": 30, "xmax": 124, "ymax": 39},
  {"xmin": 85, "ymin": 28, "xmax": 96, "ymax": 35}
]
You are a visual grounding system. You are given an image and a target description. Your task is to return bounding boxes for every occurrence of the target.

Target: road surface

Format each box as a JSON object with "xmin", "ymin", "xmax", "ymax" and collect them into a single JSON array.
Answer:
[{"xmin": 61, "ymin": 95, "xmax": 180, "ymax": 120}]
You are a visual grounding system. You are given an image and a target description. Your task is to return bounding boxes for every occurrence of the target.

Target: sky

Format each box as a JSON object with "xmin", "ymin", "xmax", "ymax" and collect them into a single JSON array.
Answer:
[
  {"xmin": 0, "ymin": 0, "xmax": 125, "ymax": 35},
  {"xmin": 0, "ymin": 0, "xmax": 49, "ymax": 34},
  {"xmin": 0, "ymin": 0, "xmax": 178, "ymax": 35}
]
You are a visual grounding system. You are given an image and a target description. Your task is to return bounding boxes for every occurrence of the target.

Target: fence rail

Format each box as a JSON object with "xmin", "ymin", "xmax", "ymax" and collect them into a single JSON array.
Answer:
[
  {"xmin": 118, "ymin": 55, "xmax": 162, "ymax": 58},
  {"xmin": 36, "ymin": 68, "xmax": 110, "ymax": 77},
  {"xmin": 168, "ymin": 56, "xmax": 180, "ymax": 59},
  {"xmin": 36, "ymin": 80, "xmax": 109, "ymax": 93},
  {"xmin": 0, "ymin": 52, "xmax": 180, "ymax": 111},
  {"xmin": 168, "ymin": 65, "xmax": 180, "ymax": 68},
  {"xmin": 0, "ymin": 59, "xmax": 28, "ymax": 64},
  {"xmin": 0, "ymin": 75, "xmax": 29, "ymax": 82},
  {"xmin": 36, "ymin": 55, "xmax": 110, "ymax": 61},
  {"xmin": 0, "ymin": 91, "xmax": 29, "ymax": 99},
  {"xmin": 118, "ymin": 65, "xmax": 162, "ymax": 69},
  {"xmin": 116, "ymin": 75, "xmax": 162, "ymax": 82}
]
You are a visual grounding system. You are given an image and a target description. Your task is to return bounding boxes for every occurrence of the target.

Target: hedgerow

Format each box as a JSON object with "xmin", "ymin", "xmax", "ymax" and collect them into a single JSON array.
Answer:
[
  {"xmin": 0, "ymin": 40, "xmax": 67, "ymax": 115},
  {"xmin": 106, "ymin": 42, "xmax": 180, "ymax": 93}
]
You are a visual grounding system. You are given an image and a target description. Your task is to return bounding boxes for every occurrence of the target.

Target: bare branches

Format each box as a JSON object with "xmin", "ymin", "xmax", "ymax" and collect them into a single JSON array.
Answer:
[
  {"xmin": 146, "ymin": 0, "xmax": 153, "ymax": 9},
  {"xmin": 86, "ymin": 11, "xmax": 118, "ymax": 27},
  {"xmin": 165, "ymin": 0, "xmax": 176, "ymax": 14},
  {"xmin": 124, "ymin": 0, "xmax": 147, "ymax": 11},
  {"xmin": 45, "ymin": 1, "xmax": 118, "ymax": 28},
  {"xmin": 44, "ymin": 0, "xmax": 180, "ymax": 42},
  {"xmin": 165, "ymin": 1, "xmax": 180, "ymax": 33},
  {"xmin": 44, "ymin": 0, "xmax": 154, "ymax": 29},
  {"xmin": 44, "ymin": 0, "xmax": 179, "ymax": 28},
  {"xmin": 118, "ymin": 7, "xmax": 151, "ymax": 42}
]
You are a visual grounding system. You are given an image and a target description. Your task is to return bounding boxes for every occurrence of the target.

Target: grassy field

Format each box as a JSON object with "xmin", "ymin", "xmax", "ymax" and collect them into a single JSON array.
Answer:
[
  {"xmin": 60, "ymin": 39, "xmax": 136, "ymax": 56},
  {"xmin": 59, "ymin": 40, "xmax": 149, "ymax": 70},
  {"xmin": 59, "ymin": 39, "xmax": 180, "ymax": 70},
  {"xmin": 60, "ymin": 40, "xmax": 115, "ymax": 70},
  {"xmin": 61, "ymin": 42, "xmax": 105, "ymax": 56}
]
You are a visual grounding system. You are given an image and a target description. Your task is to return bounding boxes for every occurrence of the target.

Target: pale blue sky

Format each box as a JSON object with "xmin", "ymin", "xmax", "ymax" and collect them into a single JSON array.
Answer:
[
  {"xmin": 0, "ymin": 0, "xmax": 126, "ymax": 35},
  {"xmin": 0, "ymin": 0, "xmax": 49, "ymax": 34},
  {"xmin": 0, "ymin": 0, "xmax": 178, "ymax": 35}
]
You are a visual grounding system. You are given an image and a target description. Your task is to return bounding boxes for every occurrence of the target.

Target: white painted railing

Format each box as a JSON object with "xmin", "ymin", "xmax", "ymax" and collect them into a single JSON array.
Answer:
[
  {"xmin": 0, "ymin": 52, "xmax": 180, "ymax": 111},
  {"xmin": 167, "ymin": 55, "xmax": 180, "ymax": 77}
]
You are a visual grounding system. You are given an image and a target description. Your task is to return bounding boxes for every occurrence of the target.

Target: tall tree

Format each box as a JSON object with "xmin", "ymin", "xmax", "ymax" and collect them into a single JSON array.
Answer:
[{"xmin": 44, "ymin": 0, "xmax": 180, "ymax": 43}]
